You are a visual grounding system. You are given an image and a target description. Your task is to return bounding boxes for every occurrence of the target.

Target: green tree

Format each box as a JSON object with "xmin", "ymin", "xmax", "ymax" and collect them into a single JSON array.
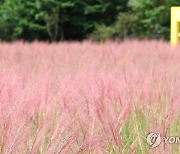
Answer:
[
  {"xmin": 91, "ymin": 0, "xmax": 180, "ymax": 41},
  {"xmin": 0, "ymin": 0, "xmax": 46, "ymax": 41},
  {"xmin": 0, "ymin": 0, "xmax": 128, "ymax": 41},
  {"xmin": 129, "ymin": 0, "xmax": 180, "ymax": 40}
]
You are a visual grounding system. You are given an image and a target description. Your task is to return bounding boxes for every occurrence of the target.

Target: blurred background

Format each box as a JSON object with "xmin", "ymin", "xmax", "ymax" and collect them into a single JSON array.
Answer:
[{"xmin": 0, "ymin": 0, "xmax": 179, "ymax": 42}]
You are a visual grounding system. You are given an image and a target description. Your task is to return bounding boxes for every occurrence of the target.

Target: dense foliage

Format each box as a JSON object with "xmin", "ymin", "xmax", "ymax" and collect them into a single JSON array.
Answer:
[
  {"xmin": 0, "ymin": 0, "xmax": 180, "ymax": 41},
  {"xmin": 92, "ymin": 0, "xmax": 180, "ymax": 41}
]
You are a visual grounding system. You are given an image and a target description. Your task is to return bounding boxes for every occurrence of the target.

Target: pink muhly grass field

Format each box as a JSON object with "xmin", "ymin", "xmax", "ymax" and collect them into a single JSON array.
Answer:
[{"xmin": 0, "ymin": 40, "xmax": 179, "ymax": 153}]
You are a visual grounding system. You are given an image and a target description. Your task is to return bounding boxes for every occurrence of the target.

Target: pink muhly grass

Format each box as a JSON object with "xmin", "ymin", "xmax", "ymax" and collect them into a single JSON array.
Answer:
[{"xmin": 0, "ymin": 40, "xmax": 179, "ymax": 153}]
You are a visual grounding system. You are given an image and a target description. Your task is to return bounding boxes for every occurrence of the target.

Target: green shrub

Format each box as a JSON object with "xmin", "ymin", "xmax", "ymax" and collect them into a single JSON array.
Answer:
[
  {"xmin": 90, "ymin": 25, "xmax": 116, "ymax": 41},
  {"xmin": 90, "ymin": 12, "xmax": 139, "ymax": 41}
]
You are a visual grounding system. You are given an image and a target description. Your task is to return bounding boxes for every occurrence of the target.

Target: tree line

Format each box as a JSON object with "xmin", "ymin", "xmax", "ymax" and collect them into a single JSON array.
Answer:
[{"xmin": 0, "ymin": 0, "xmax": 179, "ymax": 41}]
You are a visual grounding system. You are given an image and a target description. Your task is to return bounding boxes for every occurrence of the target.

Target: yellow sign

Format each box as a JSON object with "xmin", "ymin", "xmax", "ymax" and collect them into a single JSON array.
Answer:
[{"xmin": 171, "ymin": 7, "xmax": 180, "ymax": 46}]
